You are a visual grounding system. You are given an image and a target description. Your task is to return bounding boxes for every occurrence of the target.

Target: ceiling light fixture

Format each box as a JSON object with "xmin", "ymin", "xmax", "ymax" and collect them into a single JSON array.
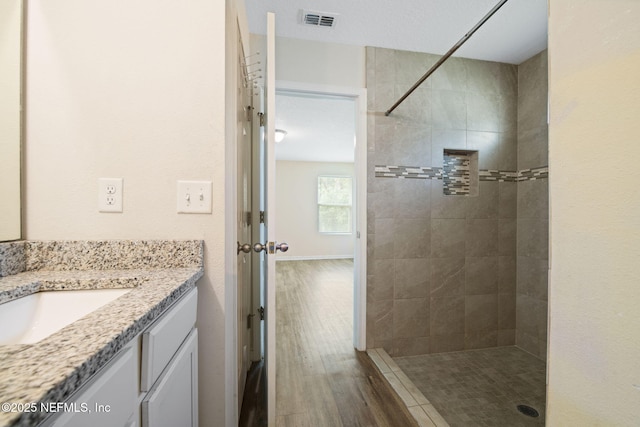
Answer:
[{"xmin": 275, "ymin": 129, "xmax": 287, "ymax": 143}]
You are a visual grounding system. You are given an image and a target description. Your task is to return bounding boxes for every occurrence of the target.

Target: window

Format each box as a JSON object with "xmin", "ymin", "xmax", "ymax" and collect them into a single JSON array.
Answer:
[{"xmin": 317, "ymin": 176, "xmax": 353, "ymax": 234}]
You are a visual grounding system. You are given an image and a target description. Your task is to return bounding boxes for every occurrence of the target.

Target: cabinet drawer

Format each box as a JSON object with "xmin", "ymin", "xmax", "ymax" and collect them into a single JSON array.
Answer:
[
  {"xmin": 141, "ymin": 329, "xmax": 198, "ymax": 427},
  {"xmin": 140, "ymin": 288, "xmax": 197, "ymax": 392}
]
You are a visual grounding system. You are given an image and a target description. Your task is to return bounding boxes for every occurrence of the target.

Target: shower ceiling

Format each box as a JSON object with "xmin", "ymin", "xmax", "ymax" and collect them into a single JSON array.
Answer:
[{"xmin": 246, "ymin": 0, "xmax": 547, "ymax": 65}]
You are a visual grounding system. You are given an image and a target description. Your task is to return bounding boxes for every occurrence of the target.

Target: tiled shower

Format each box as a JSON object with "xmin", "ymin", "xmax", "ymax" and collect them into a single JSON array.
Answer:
[{"xmin": 366, "ymin": 47, "xmax": 549, "ymax": 360}]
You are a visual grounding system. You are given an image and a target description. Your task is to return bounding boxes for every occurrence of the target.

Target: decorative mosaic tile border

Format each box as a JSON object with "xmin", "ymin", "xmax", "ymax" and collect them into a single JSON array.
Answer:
[
  {"xmin": 443, "ymin": 153, "xmax": 471, "ymax": 195},
  {"xmin": 375, "ymin": 165, "xmax": 444, "ymax": 180},
  {"xmin": 518, "ymin": 166, "xmax": 549, "ymax": 181},
  {"xmin": 375, "ymin": 165, "xmax": 548, "ymax": 182}
]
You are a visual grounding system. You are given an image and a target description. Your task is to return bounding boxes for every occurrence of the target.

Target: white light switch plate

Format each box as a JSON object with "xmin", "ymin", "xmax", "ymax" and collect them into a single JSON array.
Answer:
[{"xmin": 177, "ymin": 181, "xmax": 212, "ymax": 214}]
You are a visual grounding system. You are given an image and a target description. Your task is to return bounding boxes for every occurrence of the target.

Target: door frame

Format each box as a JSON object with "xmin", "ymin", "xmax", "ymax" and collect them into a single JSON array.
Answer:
[{"xmin": 274, "ymin": 80, "xmax": 368, "ymax": 351}]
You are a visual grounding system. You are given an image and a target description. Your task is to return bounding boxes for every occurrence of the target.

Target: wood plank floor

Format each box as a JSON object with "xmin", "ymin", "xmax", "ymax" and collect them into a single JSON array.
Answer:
[{"xmin": 274, "ymin": 259, "xmax": 418, "ymax": 427}]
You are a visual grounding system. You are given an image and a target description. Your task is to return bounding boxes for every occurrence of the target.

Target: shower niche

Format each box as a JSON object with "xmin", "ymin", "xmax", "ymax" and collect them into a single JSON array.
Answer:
[{"xmin": 442, "ymin": 149, "xmax": 479, "ymax": 196}]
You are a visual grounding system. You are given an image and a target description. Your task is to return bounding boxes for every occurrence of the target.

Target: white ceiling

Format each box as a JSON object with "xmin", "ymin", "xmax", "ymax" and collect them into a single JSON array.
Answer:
[
  {"xmin": 249, "ymin": 0, "xmax": 548, "ymax": 163},
  {"xmin": 275, "ymin": 92, "xmax": 356, "ymax": 163},
  {"xmin": 246, "ymin": 0, "xmax": 548, "ymax": 64}
]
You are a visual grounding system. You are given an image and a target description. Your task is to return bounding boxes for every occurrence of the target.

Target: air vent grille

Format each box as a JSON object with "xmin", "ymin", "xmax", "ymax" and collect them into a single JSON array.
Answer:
[{"xmin": 301, "ymin": 10, "xmax": 337, "ymax": 28}]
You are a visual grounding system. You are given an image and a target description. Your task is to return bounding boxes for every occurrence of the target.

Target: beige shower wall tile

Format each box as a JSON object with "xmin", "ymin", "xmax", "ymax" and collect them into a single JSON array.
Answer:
[
  {"xmin": 498, "ymin": 218, "xmax": 517, "ymax": 256},
  {"xmin": 465, "ymin": 294, "xmax": 498, "ymax": 332},
  {"xmin": 466, "ymin": 59, "xmax": 503, "ymax": 95},
  {"xmin": 465, "ymin": 256, "xmax": 499, "ymax": 295},
  {"xmin": 466, "ymin": 93, "xmax": 500, "ymax": 132},
  {"xmin": 466, "ymin": 181, "xmax": 499, "ymax": 220},
  {"xmin": 393, "ymin": 298, "xmax": 429, "ymax": 339},
  {"xmin": 498, "ymin": 256, "xmax": 517, "ymax": 294},
  {"xmin": 375, "ymin": 124, "xmax": 432, "ymax": 167},
  {"xmin": 393, "ymin": 178, "xmax": 431, "ymax": 219},
  {"xmin": 466, "ymin": 219, "xmax": 499, "ymax": 257},
  {"xmin": 395, "ymin": 50, "xmax": 438, "ymax": 86},
  {"xmin": 430, "ymin": 296, "xmax": 465, "ymax": 336},
  {"xmin": 430, "ymin": 257, "xmax": 465, "ymax": 298},
  {"xmin": 465, "ymin": 330, "xmax": 498, "ymax": 350},
  {"xmin": 430, "ymin": 334, "xmax": 465, "ymax": 353},
  {"xmin": 431, "ymin": 90, "xmax": 467, "ymax": 130},
  {"xmin": 395, "ymin": 258, "xmax": 430, "ymax": 299},
  {"xmin": 498, "ymin": 293, "xmax": 516, "ymax": 330},
  {"xmin": 395, "ymin": 218, "xmax": 430, "ymax": 259},
  {"xmin": 393, "ymin": 337, "xmax": 431, "ymax": 357},
  {"xmin": 431, "ymin": 180, "xmax": 467, "ymax": 218},
  {"xmin": 371, "ymin": 259, "xmax": 395, "ymax": 301},
  {"xmin": 498, "ymin": 181, "xmax": 517, "ymax": 219},
  {"xmin": 430, "ymin": 219, "xmax": 466, "ymax": 258},
  {"xmin": 431, "ymin": 129, "xmax": 466, "ymax": 168}
]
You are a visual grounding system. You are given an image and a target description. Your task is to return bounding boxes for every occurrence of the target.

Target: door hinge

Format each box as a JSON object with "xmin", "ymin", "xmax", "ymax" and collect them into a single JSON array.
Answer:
[
  {"xmin": 259, "ymin": 211, "xmax": 265, "ymax": 224},
  {"xmin": 258, "ymin": 112, "xmax": 265, "ymax": 127},
  {"xmin": 258, "ymin": 306, "xmax": 265, "ymax": 320},
  {"xmin": 246, "ymin": 211, "xmax": 252, "ymax": 227}
]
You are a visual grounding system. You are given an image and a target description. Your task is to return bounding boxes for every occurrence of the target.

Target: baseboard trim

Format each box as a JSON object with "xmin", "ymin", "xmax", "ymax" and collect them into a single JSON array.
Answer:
[{"xmin": 276, "ymin": 255, "xmax": 354, "ymax": 261}]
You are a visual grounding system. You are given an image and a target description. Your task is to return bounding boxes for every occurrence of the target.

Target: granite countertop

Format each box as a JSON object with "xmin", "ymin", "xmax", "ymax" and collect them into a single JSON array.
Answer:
[{"xmin": 0, "ymin": 240, "xmax": 204, "ymax": 427}]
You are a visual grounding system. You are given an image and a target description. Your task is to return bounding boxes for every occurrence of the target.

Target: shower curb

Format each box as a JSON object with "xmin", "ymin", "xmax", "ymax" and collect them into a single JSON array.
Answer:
[{"xmin": 367, "ymin": 348, "xmax": 450, "ymax": 427}]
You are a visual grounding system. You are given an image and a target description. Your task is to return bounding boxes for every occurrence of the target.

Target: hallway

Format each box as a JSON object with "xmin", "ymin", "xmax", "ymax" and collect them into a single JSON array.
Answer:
[{"xmin": 275, "ymin": 259, "xmax": 418, "ymax": 426}]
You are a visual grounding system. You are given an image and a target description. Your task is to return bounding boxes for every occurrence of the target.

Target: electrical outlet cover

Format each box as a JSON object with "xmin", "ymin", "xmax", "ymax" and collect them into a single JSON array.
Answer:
[
  {"xmin": 99, "ymin": 178, "xmax": 123, "ymax": 212},
  {"xmin": 177, "ymin": 180, "xmax": 212, "ymax": 214}
]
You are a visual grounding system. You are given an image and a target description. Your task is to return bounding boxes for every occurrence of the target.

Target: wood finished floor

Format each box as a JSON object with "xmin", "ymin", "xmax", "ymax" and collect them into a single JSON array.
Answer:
[{"xmin": 273, "ymin": 259, "xmax": 418, "ymax": 427}]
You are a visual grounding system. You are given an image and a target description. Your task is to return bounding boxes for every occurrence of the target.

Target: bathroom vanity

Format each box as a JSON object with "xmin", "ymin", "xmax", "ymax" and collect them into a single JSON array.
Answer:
[{"xmin": 0, "ymin": 240, "xmax": 203, "ymax": 427}]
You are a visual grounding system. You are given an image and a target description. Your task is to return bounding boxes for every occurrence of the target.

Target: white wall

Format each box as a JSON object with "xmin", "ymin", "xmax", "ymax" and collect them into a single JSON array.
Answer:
[
  {"xmin": 250, "ymin": 34, "xmax": 365, "ymax": 88},
  {"xmin": 276, "ymin": 161, "xmax": 355, "ymax": 260},
  {"xmin": 25, "ymin": 1, "xmax": 243, "ymax": 425},
  {"xmin": 0, "ymin": 0, "xmax": 21, "ymax": 241},
  {"xmin": 548, "ymin": 1, "xmax": 640, "ymax": 425}
]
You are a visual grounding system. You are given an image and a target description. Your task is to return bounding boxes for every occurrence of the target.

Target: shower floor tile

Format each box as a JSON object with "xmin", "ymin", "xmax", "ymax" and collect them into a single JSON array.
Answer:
[{"xmin": 394, "ymin": 346, "xmax": 546, "ymax": 427}]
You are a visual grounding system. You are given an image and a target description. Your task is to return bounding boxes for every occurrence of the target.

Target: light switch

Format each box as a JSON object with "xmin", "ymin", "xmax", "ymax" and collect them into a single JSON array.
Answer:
[{"xmin": 177, "ymin": 181, "xmax": 212, "ymax": 214}]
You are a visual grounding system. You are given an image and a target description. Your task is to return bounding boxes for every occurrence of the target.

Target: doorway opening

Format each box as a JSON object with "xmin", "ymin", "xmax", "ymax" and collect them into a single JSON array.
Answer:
[
  {"xmin": 273, "ymin": 83, "xmax": 366, "ymax": 353},
  {"xmin": 241, "ymin": 82, "xmax": 367, "ymax": 427}
]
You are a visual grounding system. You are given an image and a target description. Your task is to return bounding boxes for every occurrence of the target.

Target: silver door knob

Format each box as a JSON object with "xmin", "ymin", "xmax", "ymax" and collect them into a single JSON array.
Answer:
[
  {"xmin": 237, "ymin": 242, "xmax": 252, "ymax": 254},
  {"xmin": 253, "ymin": 242, "xmax": 289, "ymax": 254}
]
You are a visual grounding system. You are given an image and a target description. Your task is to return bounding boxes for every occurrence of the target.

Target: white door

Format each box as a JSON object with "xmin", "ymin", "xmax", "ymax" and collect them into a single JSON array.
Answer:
[
  {"xmin": 236, "ymin": 27, "xmax": 254, "ymax": 411},
  {"xmin": 246, "ymin": 12, "xmax": 280, "ymax": 425},
  {"xmin": 264, "ymin": 12, "xmax": 279, "ymax": 426}
]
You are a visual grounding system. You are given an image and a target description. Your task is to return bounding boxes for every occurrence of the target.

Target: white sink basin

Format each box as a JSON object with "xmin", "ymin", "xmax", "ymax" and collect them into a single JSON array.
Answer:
[{"xmin": 0, "ymin": 289, "xmax": 132, "ymax": 345}]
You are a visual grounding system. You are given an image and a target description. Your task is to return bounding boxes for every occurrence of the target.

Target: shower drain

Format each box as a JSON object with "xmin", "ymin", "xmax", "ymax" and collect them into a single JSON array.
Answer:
[{"xmin": 516, "ymin": 404, "xmax": 540, "ymax": 418}]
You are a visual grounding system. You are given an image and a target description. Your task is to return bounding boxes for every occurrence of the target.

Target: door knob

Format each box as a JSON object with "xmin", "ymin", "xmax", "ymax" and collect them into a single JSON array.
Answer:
[
  {"xmin": 276, "ymin": 242, "xmax": 289, "ymax": 253},
  {"xmin": 237, "ymin": 242, "xmax": 252, "ymax": 254},
  {"xmin": 253, "ymin": 242, "xmax": 289, "ymax": 254}
]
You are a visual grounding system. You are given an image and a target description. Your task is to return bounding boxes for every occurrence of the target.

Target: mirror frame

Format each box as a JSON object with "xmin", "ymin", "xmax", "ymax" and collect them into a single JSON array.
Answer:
[{"xmin": 0, "ymin": 0, "xmax": 24, "ymax": 242}]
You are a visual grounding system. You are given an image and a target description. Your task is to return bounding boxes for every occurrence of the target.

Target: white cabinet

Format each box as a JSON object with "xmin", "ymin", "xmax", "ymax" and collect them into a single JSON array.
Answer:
[
  {"xmin": 140, "ymin": 288, "xmax": 198, "ymax": 392},
  {"xmin": 45, "ymin": 344, "xmax": 137, "ymax": 427},
  {"xmin": 40, "ymin": 288, "xmax": 198, "ymax": 427},
  {"xmin": 141, "ymin": 329, "xmax": 198, "ymax": 427}
]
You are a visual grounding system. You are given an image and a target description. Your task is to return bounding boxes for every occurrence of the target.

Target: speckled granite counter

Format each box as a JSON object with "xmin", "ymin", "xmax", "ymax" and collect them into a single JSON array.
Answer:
[{"xmin": 0, "ymin": 240, "xmax": 204, "ymax": 427}]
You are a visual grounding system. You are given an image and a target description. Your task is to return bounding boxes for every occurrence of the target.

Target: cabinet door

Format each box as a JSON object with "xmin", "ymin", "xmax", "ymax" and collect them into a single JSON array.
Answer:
[
  {"xmin": 49, "ymin": 345, "xmax": 136, "ymax": 427},
  {"xmin": 141, "ymin": 329, "xmax": 198, "ymax": 427},
  {"xmin": 141, "ymin": 288, "xmax": 197, "ymax": 392}
]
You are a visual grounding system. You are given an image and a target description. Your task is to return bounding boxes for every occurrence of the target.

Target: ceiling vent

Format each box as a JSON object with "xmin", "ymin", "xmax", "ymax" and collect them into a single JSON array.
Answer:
[{"xmin": 301, "ymin": 10, "xmax": 338, "ymax": 28}]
